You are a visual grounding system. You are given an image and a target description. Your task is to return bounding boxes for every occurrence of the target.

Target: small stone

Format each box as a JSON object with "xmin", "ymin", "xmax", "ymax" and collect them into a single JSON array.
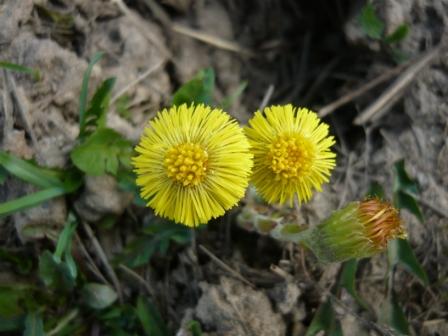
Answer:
[{"xmin": 74, "ymin": 175, "xmax": 133, "ymax": 222}]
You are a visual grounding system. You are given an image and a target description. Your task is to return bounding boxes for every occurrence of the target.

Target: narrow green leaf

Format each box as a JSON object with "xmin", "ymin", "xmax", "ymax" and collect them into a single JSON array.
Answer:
[
  {"xmin": 366, "ymin": 181, "xmax": 385, "ymax": 200},
  {"xmin": 172, "ymin": 68, "xmax": 215, "ymax": 106},
  {"xmin": 0, "ymin": 316, "xmax": 22, "ymax": 332},
  {"xmin": 0, "ymin": 151, "xmax": 65, "ymax": 189},
  {"xmin": 305, "ymin": 299, "xmax": 341, "ymax": 336},
  {"xmin": 188, "ymin": 320, "xmax": 203, "ymax": 336},
  {"xmin": 0, "ymin": 166, "xmax": 7, "ymax": 185},
  {"xmin": 380, "ymin": 290, "xmax": 410, "ymax": 336},
  {"xmin": 80, "ymin": 77, "xmax": 116, "ymax": 138},
  {"xmin": 23, "ymin": 312, "xmax": 45, "ymax": 336},
  {"xmin": 70, "ymin": 128, "xmax": 132, "ymax": 176},
  {"xmin": 38, "ymin": 250, "xmax": 75, "ymax": 290},
  {"xmin": 82, "ymin": 283, "xmax": 118, "ymax": 310},
  {"xmin": 393, "ymin": 160, "xmax": 418, "ymax": 194},
  {"xmin": 0, "ymin": 187, "xmax": 66, "ymax": 217},
  {"xmin": 52, "ymin": 213, "xmax": 78, "ymax": 280},
  {"xmin": 79, "ymin": 52, "xmax": 104, "ymax": 130},
  {"xmin": 393, "ymin": 160, "xmax": 424, "ymax": 222},
  {"xmin": 0, "ymin": 61, "xmax": 40, "ymax": 81},
  {"xmin": 388, "ymin": 239, "xmax": 429, "ymax": 285},
  {"xmin": 53, "ymin": 213, "xmax": 77, "ymax": 262},
  {"xmin": 219, "ymin": 81, "xmax": 248, "ymax": 110},
  {"xmin": 136, "ymin": 297, "xmax": 169, "ymax": 336},
  {"xmin": 385, "ymin": 24, "xmax": 410, "ymax": 44},
  {"xmin": 358, "ymin": 3, "xmax": 384, "ymax": 39},
  {"xmin": 394, "ymin": 191, "xmax": 424, "ymax": 222},
  {"xmin": 339, "ymin": 259, "xmax": 368, "ymax": 309}
]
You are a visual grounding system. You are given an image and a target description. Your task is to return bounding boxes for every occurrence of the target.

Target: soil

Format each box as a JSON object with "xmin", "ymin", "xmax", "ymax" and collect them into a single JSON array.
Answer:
[{"xmin": 1, "ymin": 0, "xmax": 447, "ymax": 335}]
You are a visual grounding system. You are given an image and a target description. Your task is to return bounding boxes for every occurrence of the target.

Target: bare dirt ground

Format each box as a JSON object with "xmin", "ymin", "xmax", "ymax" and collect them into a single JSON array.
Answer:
[{"xmin": 0, "ymin": 0, "xmax": 447, "ymax": 335}]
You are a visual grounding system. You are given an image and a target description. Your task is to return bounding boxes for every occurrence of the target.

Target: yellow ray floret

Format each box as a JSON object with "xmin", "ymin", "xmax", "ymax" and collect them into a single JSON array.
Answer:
[
  {"xmin": 133, "ymin": 104, "xmax": 253, "ymax": 227},
  {"xmin": 245, "ymin": 104, "xmax": 336, "ymax": 206}
]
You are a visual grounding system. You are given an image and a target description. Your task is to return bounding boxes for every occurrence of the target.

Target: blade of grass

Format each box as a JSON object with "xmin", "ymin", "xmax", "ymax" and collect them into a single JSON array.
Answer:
[
  {"xmin": 79, "ymin": 52, "xmax": 103, "ymax": 130},
  {"xmin": 0, "ymin": 61, "xmax": 40, "ymax": 81},
  {"xmin": 0, "ymin": 151, "xmax": 65, "ymax": 189},
  {"xmin": 0, "ymin": 187, "xmax": 66, "ymax": 217}
]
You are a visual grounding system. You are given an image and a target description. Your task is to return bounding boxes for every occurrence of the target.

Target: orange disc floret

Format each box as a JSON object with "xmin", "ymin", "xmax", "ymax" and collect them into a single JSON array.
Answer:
[{"xmin": 358, "ymin": 198, "xmax": 406, "ymax": 251}]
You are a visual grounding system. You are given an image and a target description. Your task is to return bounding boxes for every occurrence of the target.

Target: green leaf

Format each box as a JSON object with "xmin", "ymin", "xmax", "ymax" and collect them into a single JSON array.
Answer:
[
  {"xmin": 119, "ymin": 220, "xmax": 191, "ymax": 268},
  {"xmin": 0, "ymin": 61, "xmax": 41, "ymax": 81},
  {"xmin": 0, "ymin": 151, "xmax": 67, "ymax": 189},
  {"xmin": 136, "ymin": 297, "xmax": 169, "ymax": 336},
  {"xmin": 380, "ymin": 290, "xmax": 410, "ymax": 336},
  {"xmin": 80, "ymin": 77, "xmax": 116, "ymax": 138},
  {"xmin": 388, "ymin": 239, "xmax": 429, "ymax": 286},
  {"xmin": 0, "ymin": 286, "xmax": 31, "ymax": 318},
  {"xmin": 82, "ymin": 283, "xmax": 118, "ymax": 310},
  {"xmin": 23, "ymin": 312, "xmax": 45, "ymax": 336},
  {"xmin": 0, "ymin": 248, "xmax": 33, "ymax": 274},
  {"xmin": 53, "ymin": 213, "xmax": 78, "ymax": 279},
  {"xmin": 70, "ymin": 128, "xmax": 132, "ymax": 176},
  {"xmin": 0, "ymin": 316, "xmax": 22, "ymax": 332},
  {"xmin": 385, "ymin": 24, "xmax": 410, "ymax": 44},
  {"xmin": 393, "ymin": 160, "xmax": 418, "ymax": 194},
  {"xmin": 38, "ymin": 250, "xmax": 75, "ymax": 291},
  {"xmin": 394, "ymin": 191, "xmax": 424, "ymax": 222},
  {"xmin": 219, "ymin": 81, "xmax": 248, "ymax": 110},
  {"xmin": 358, "ymin": 3, "xmax": 384, "ymax": 39},
  {"xmin": 0, "ymin": 166, "xmax": 7, "ymax": 185},
  {"xmin": 339, "ymin": 259, "xmax": 368, "ymax": 309},
  {"xmin": 172, "ymin": 68, "xmax": 215, "ymax": 106},
  {"xmin": 188, "ymin": 320, "xmax": 203, "ymax": 336},
  {"xmin": 393, "ymin": 160, "xmax": 423, "ymax": 222},
  {"xmin": 305, "ymin": 299, "xmax": 342, "ymax": 336},
  {"xmin": 0, "ymin": 187, "xmax": 67, "ymax": 217},
  {"xmin": 366, "ymin": 181, "xmax": 385, "ymax": 200},
  {"xmin": 54, "ymin": 213, "xmax": 77, "ymax": 262},
  {"xmin": 79, "ymin": 52, "xmax": 104, "ymax": 131}
]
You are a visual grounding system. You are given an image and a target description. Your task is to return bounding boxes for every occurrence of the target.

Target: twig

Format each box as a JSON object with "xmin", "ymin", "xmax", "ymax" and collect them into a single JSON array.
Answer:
[
  {"xmin": 141, "ymin": 0, "xmax": 172, "ymax": 28},
  {"xmin": 408, "ymin": 192, "xmax": 448, "ymax": 219},
  {"xmin": 1, "ymin": 70, "xmax": 13, "ymax": 144},
  {"xmin": 75, "ymin": 234, "xmax": 110, "ymax": 285},
  {"xmin": 47, "ymin": 309, "xmax": 79, "ymax": 336},
  {"xmin": 318, "ymin": 61, "xmax": 409, "ymax": 117},
  {"xmin": 354, "ymin": 46, "xmax": 441, "ymax": 125},
  {"xmin": 111, "ymin": 60, "xmax": 165, "ymax": 104},
  {"xmin": 229, "ymin": 299, "xmax": 257, "ymax": 336},
  {"xmin": 81, "ymin": 221, "xmax": 123, "ymax": 303},
  {"xmin": 172, "ymin": 23, "xmax": 255, "ymax": 57},
  {"xmin": 111, "ymin": 0, "xmax": 172, "ymax": 59},
  {"xmin": 198, "ymin": 244, "xmax": 255, "ymax": 288},
  {"xmin": 5, "ymin": 73, "xmax": 40, "ymax": 157},
  {"xmin": 258, "ymin": 84, "xmax": 275, "ymax": 111},
  {"xmin": 328, "ymin": 292, "xmax": 397, "ymax": 336},
  {"xmin": 302, "ymin": 57, "xmax": 339, "ymax": 104},
  {"xmin": 118, "ymin": 263, "xmax": 154, "ymax": 297},
  {"xmin": 338, "ymin": 152, "xmax": 354, "ymax": 208}
]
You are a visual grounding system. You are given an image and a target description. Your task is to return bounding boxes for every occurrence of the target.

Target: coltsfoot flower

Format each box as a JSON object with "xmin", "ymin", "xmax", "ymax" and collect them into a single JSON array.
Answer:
[
  {"xmin": 133, "ymin": 104, "xmax": 253, "ymax": 227},
  {"xmin": 245, "ymin": 105, "xmax": 336, "ymax": 205},
  {"xmin": 273, "ymin": 198, "xmax": 407, "ymax": 263}
]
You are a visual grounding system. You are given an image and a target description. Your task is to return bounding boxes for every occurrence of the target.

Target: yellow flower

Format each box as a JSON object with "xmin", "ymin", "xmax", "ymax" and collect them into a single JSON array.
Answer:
[
  {"xmin": 245, "ymin": 105, "xmax": 336, "ymax": 205},
  {"xmin": 133, "ymin": 104, "xmax": 253, "ymax": 227}
]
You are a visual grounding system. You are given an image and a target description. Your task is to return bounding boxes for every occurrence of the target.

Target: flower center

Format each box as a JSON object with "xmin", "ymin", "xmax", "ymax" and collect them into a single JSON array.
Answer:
[
  {"xmin": 164, "ymin": 142, "xmax": 208, "ymax": 187},
  {"xmin": 268, "ymin": 134, "xmax": 315, "ymax": 181}
]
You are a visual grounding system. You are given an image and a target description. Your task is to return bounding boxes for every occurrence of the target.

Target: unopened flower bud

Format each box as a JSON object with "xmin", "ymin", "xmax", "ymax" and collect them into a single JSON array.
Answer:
[{"xmin": 274, "ymin": 198, "xmax": 406, "ymax": 263}]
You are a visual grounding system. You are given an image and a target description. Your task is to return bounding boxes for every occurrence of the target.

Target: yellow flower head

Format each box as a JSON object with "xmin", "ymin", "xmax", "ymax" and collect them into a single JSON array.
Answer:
[
  {"xmin": 245, "ymin": 105, "xmax": 336, "ymax": 205},
  {"xmin": 133, "ymin": 104, "xmax": 253, "ymax": 227}
]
